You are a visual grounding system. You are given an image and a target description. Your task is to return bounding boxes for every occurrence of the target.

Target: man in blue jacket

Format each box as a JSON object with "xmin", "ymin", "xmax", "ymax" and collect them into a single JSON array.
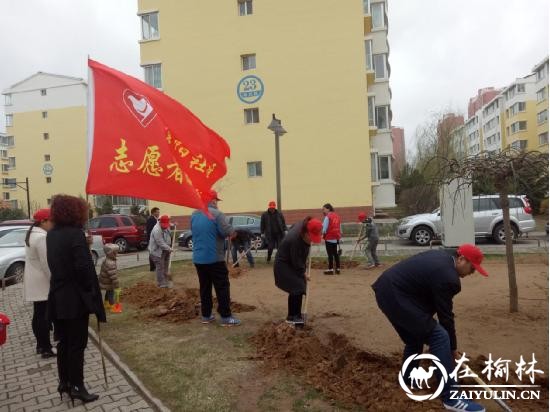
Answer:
[
  {"xmin": 191, "ymin": 190, "xmax": 240, "ymax": 326},
  {"xmin": 372, "ymin": 244, "xmax": 488, "ymax": 412}
]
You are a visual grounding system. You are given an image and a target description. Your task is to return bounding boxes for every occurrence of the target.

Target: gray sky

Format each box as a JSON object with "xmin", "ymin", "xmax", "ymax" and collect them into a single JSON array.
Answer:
[{"xmin": 1, "ymin": 0, "xmax": 548, "ymax": 155}]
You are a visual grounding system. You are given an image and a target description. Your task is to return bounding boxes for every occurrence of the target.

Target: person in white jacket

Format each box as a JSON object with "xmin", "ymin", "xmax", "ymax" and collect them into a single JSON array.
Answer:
[{"xmin": 24, "ymin": 208, "xmax": 54, "ymax": 358}]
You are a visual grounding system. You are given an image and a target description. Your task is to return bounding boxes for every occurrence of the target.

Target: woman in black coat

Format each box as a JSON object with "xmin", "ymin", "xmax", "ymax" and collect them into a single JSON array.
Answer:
[
  {"xmin": 274, "ymin": 217, "xmax": 323, "ymax": 325},
  {"xmin": 47, "ymin": 195, "xmax": 106, "ymax": 405}
]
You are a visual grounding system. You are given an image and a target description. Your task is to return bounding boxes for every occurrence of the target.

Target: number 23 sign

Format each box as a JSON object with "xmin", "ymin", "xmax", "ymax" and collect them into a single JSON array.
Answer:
[{"xmin": 237, "ymin": 75, "xmax": 264, "ymax": 104}]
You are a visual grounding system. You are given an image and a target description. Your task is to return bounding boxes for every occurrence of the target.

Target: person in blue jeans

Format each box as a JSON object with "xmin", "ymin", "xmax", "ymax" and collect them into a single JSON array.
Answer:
[
  {"xmin": 372, "ymin": 244, "xmax": 488, "ymax": 412},
  {"xmin": 191, "ymin": 189, "xmax": 240, "ymax": 327}
]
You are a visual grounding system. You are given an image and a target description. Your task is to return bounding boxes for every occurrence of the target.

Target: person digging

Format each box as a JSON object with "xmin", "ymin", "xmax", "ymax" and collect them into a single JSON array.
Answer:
[
  {"xmin": 371, "ymin": 244, "xmax": 488, "ymax": 412},
  {"xmin": 231, "ymin": 228, "xmax": 255, "ymax": 268},
  {"xmin": 274, "ymin": 217, "xmax": 323, "ymax": 326},
  {"xmin": 356, "ymin": 214, "xmax": 381, "ymax": 269}
]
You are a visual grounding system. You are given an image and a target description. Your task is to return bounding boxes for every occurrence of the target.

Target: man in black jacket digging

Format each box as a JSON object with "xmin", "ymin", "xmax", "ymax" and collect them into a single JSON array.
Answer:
[
  {"xmin": 261, "ymin": 201, "xmax": 287, "ymax": 262},
  {"xmin": 372, "ymin": 244, "xmax": 487, "ymax": 412}
]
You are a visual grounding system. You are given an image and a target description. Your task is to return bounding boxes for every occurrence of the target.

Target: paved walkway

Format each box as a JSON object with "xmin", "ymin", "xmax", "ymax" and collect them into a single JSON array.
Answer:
[{"xmin": 0, "ymin": 284, "xmax": 155, "ymax": 412}]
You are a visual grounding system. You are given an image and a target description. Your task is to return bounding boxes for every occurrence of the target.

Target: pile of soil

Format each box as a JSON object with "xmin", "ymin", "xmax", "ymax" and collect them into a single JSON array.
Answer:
[
  {"xmin": 250, "ymin": 322, "xmax": 440, "ymax": 410},
  {"xmin": 123, "ymin": 282, "xmax": 256, "ymax": 322},
  {"xmin": 311, "ymin": 260, "xmax": 360, "ymax": 269}
]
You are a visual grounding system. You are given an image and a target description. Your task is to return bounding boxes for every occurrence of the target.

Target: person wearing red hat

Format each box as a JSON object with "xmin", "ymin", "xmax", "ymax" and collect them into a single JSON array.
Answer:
[
  {"xmin": 146, "ymin": 207, "xmax": 161, "ymax": 272},
  {"xmin": 148, "ymin": 215, "xmax": 174, "ymax": 288},
  {"xmin": 191, "ymin": 189, "xmax": 241, "ymax": 326},
  {"xmin": 24, "ymin": 208, "xmax": 55, "ymax": 358},
  {"xmin": 371, "ymin": 245, "xmax": 488, "ymax": 412},
  {"xmin": 274, "ymin": 217, "xmax": 323, "ymax": 325},
  {"xmin": 260, "ymin": 200, "xmax": 287, "ymax": 262}
]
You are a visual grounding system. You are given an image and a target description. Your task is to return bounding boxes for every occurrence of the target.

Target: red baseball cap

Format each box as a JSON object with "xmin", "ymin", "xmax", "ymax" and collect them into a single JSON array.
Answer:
[
  {"xmin": 202, "ymin": 189, "xmax": 221, "ymax": 204},
  {"xmin": 159, "ymin": 215, "xmax": 170, "ymax": 229},
  {"xmin": 268, "ymin": 201, "xmax": 276, "ymax": 208},
  {"xmin": 33, "ymin": 208, "xmax": 51, "ymax": 222},
  {"xmin": 457, "ymin": 243, "xmax": 488, "ymax": 276},
  {"xmin": 306, "ymin": 218, "xmax": 323, "ymax": 244},
  {"xmin": 358, "ymin": 212, "xmax": 367, "ymax": 222}
]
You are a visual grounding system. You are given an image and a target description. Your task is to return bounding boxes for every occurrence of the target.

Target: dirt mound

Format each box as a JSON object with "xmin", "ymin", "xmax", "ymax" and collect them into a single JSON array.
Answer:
[
  {"xmin": 124, "ymin": 282, "xmax": 255, "ymax": 322},
  {"xmin": 311, "ymin": 260, "xmax": 360, "ymax": 269},
  {"xmin": 250, "ymin": 322, "xmax": 441, "ymax": 410}
]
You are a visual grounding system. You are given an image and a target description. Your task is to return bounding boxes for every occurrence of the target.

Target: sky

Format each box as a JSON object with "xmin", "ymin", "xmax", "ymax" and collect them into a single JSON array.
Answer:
[{"xmin": 0, "ymin": 0, "xmax": 548, "ymax": 154}]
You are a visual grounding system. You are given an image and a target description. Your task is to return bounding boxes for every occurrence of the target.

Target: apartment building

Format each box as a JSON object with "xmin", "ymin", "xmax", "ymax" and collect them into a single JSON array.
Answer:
[
  {"xmin": 533, "ymin": 57, "xmax": 549, "ymax": 151},
  {"xmin": 137, "ymin": 0, "xmax": 396, "ymax": 221}
]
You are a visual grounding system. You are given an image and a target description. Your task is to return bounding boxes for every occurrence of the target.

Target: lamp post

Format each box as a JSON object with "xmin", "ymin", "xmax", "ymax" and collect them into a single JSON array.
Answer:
[
  {"xmin": 267, "ymin": 114, "xmax": 287, "ymax": 211},
  {"xmin": 14, "ymin": 177, "xmax": 30, "ymax": 219}
]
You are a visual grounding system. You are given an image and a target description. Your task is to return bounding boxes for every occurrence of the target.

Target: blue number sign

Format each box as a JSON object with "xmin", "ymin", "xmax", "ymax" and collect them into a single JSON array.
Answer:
[
  {"xmin": 237, "ymin": 75, "xmax": 264, "ymax": 104},
  {"xmin": 43, "ymin": 163, "xmax": 53, "ymax": 176}
]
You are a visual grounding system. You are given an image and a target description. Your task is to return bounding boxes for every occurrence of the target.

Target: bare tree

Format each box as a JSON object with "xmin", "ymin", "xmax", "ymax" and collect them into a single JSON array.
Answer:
[{"xmin": 426, "ymin": 149, "xmax": 549, "ymax": 312}]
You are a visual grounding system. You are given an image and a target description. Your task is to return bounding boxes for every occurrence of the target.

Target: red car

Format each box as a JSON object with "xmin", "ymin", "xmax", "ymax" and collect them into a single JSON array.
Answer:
[{"xmin": 88, "ymin": 214, "xmax": 146, "ymax": 253}]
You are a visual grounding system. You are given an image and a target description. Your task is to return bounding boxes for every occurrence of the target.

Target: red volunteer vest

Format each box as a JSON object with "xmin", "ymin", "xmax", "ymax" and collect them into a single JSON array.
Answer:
[{"xmin": 324, "ymin": 212, "xmax": 341, "ymax": 241}]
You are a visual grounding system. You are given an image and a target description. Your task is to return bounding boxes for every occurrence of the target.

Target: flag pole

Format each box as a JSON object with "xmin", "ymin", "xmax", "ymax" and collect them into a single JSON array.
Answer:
[{"xmin": 167, "ymin": 224, "xmax": 177, "ymax": 281}]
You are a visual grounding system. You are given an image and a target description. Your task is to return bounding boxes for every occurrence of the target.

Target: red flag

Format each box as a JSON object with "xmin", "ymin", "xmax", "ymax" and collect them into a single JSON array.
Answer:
[{"xmin": 86, "ymin": 59, "xmax": 230, "ymax": 209}]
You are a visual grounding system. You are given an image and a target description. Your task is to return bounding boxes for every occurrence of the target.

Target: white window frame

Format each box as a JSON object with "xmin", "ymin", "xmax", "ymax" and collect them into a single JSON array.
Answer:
[
  {"xmin": 247, "ymin": 161, "xmax": 262, "ymax": 177},
  {"xmin": 371, "ymin": 2, "xmax": 385, "ymax": 29},
  {"xmin": 1, "ymin": 135, "xmax": 14, "ymax": 146},
  {"xmin": 244, "ymin": 108, "xmax": 259, "ymax": 124},
  {"xmin": 363, "ymin": 0, "xmax": 370, "ymax": 14},
  {"xmin": 378, "ymin": 155, "xmax": 391, "ymax": 180},
  {"xmin": 5, "ymin": 114, "xmax": 13, "ymax": 127},
  {"xmin": 364, "ymin": 40, "xmax": 373, "ymax": 71},
  {"xmin": 3, "ymin": 192, "xmax": 9, "ymax": 201},
  {"xmin": 536, "ymin": 88, "xmax": 546, "ymax": 103},
  {"xmin": 517, "ymin": 83, "xmax": 526, "ymax": 93},
  {"xmin": 373, "ymin": 53, "xmax": 387, "ymax": 79},
  {"xmin": 238, "ymin": 0, "xmax": 253, "ymax": 16},
  {"xmin": 537, "ymin": 110, "xmax": 548, "ymax": 124},
  {"xmin": 375, "ymin": 105, "xmax": 389, "ymax": 130},
  {"xmin": 370, "ymin": 153, "xmax": 378, "ymax": 182},
  {"xmin": 4, "ymin": 94, "xmax": 12, "ymax": 106},
  {"xmin": 140, "ymin": 12, "xmax": 160, "ymax": 41},
  {"xmin": 368, "ymin": 96, "xmax": 376, "ymax": 127},
  {"xmin": 537, "ymin": 68, "xmax": 547, "ymax": 81},
  {"xmin": 8, "ymin": 157, "xmax": 15, "ymax": 170},
  {"xmin": 143, "ymin": 63, "xmax": 162, "ymax": 89},
  {"xmin": 539, "ymin": 132, "xmax": 548, "ymax": 145},
  {"xmin": 241, "ymin": 54, "xmax": 256, "ymax": 71}
]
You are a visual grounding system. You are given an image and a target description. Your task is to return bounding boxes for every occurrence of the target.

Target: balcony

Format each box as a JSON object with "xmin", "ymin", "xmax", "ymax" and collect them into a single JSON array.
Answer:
[{"xmin": 364, "ymin": 16, "xmax": 372, "ymax": 35}]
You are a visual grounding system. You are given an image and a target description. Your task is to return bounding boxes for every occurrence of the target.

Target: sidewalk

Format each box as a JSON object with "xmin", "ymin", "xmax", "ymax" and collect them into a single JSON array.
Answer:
[{"xmin": 0, "ymin": 284, "xmax": 156, "ymax": 412}]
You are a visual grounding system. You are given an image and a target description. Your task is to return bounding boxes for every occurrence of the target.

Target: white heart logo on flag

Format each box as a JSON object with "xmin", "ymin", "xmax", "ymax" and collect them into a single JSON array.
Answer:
[{"xmin": 122, "ymin": 89, "xmax": 157, "ymax": 127}]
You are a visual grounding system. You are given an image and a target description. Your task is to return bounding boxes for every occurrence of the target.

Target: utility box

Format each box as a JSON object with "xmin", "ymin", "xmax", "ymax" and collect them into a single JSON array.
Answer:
[{"xmin": 440, "ymin": 179, "xmax": 474, "ymax": 247}]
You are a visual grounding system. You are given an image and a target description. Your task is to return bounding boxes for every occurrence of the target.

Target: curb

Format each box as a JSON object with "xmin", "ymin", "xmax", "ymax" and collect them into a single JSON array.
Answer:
[{"xmin": 88, "ymin": 326, "xmax": 171, "ymax": 412}]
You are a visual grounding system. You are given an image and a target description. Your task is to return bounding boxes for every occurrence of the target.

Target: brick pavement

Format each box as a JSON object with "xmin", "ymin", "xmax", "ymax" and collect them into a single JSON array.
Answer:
[{"xmin": 0, "ymin": 284, "xmax": 157, "ymax": 411}]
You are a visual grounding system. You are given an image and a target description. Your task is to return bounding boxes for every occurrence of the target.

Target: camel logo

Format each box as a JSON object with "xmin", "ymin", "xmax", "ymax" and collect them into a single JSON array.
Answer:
[
  {"xmin": 398, "ymin": 354, "xmax": 448, "ymax": 401},
  {"xmin": 122, "ymin": 89, "xmax": 157, "ymax": 127}
]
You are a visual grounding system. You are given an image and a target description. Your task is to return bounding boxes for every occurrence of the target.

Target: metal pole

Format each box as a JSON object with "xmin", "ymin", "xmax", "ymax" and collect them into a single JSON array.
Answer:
[
  {"xmin": 275, "ymin": 132, "xmax": 282, "ymax": 211},
  {"xmin": 25, "ymin": 177, "xmax": 30, "ymax": 219}
]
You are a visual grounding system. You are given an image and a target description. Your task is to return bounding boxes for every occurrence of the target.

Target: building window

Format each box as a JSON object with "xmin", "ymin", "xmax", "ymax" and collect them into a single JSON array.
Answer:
[
  {"xmin": 244, "ymin": 108, "xmax": 259, "ymax": 124},
  {"xmin": 3, "ymin": 192, "xmax": 9, "ymax": 201},
  {"xmin": 368, "ymin": 96, "xmax": 376, "ymax": 127},
  {"xmin": 43, "ymin": 133, "xmax": 49, "ymax": 140},
  {"xmin": 371, "ymin": 2, "xmax": 385, "ymax": 29},
  {"xmin": 141, "ymin": 12, "xmax": 159, "ymax": 40},
  {"xmin": 375, "ymin": 105, "xmax": 389, "ymax": 130},
  {"xmin": 40, "ymin": 89, "xmax": 47, "ymax": 96},
  {"xmin": 1, "ymin": 165, "xmax": 8, "ymax": 173},
  {"xmin": 8, "ymin": 157, "xmax": 15, "ymax": 170},
  {"xmin": 517, "ymin": 83, "xmax": 525, "ymax": 93},
  {"xmin": 5, "ymin": 114, "xmax": 13, "ymax": 127},
  {"xmin": 373, "ymin": 54, "xmax": 387, "ymax": 79},
  {"xmin": 47, "ymin": 198, "xmax": 51, "ymax": 205},
  {"xmin": 370, "ymin": 153, "xmax": 378, "ymax": 182},
  {"xmin": 510, "ymin": 101, "xmax": 526, "ymax": 116},
  {"xmin": 537, "ymin": 68, "xmax": 547, "ymax": 81},
  {"xmin": 510, "ymin": 121, "xmax": 527, "ymax": 134},
  {"xmin": 0, "ymin": 150, "xmax": 7, "ymax": 159},
  {"xmin": 1, "ymin": 136, "xmax": 14, "ymax": 146},
  {"xmin": 42, "ymin": 111, "xmax": 48, "ymax": 119},
  {"xmin": 363, "ymin": 0, "xmax": 370, "ymax": 14},
  {"xmin": 241, "ymin": 54, "xmax": 256, "ymax": 71},
  {"xmin": 4, "ymin": 94, "xmax": 11, "ymax": 106},
  {"xmin": 238, "ymin": 0, "xmax": 253, "ymax": 16},
  {"xmin": 46, "ymin": 177, "xmax": 52, "ymax": 183},
  {"xmin": 378, "ymin": 155, "xmax": 391, "ymax": 180},
  {"xmin": 539, "ymin": 132, "xmax": 549, "ymax": 145},
  {"xmin": 143, "ymin": 64, "xmax": 162, "ymax": 89},
  {"xmin": 537, "ymin": 87, "xmax": 547, "ymax": 103},
  {"xmin": 537, "ymin": 110, "xmax": 548, "ymax": 124},
  {"xmin": 247, "ymin": 161, "xmax": 262, "ymax": 177},
  {"xmin": 44, "ymin": 154, "xmax": 51, "ymax": 161},
  {"xmin": 364, "ymin": 40, "xmax": 373, "ymax": 71},
  {"xmin": 510, "ymin": 140, "xmax": 527, "ymax": 151}
]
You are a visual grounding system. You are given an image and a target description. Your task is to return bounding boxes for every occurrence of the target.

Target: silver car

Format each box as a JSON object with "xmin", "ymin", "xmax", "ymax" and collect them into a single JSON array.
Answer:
[
  {"xmin": 0, "ymin": 229, "xmax": 27, "ymax": 284},
  {"xmin": 396, "ymin": 195, "xmax": 536, "ymax": 246}
]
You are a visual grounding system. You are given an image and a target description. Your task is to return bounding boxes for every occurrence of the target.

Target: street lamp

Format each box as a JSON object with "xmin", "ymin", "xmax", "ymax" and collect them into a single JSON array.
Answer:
[
  {"xmin": 267, "ymin": 114, "xmax": 287, "ymax": 211},
  {"xmin": 14, "ymin": 177, "xmax": 30, "ymax": 219}
]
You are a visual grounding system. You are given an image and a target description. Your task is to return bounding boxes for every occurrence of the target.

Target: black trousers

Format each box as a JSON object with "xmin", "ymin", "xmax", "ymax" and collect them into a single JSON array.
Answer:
[
  {"xmin": 325, "ymin": 242, "xmax": 340, "ymax": 269},
  {"xmin": 195, "ymin": 262, "xmax": 232, "ymax": 318},
  {"xmin": 54, "ymin": 315, "xmax": 89, "ymax": 386},
  {"xmin": 266, "ymin": 234, "xmax": 283, "ymax": 260},
  {"xmin": 149, "ymin": 254, "xmax": 156, "ymax": 272},
  {"xmin": 32, "ymin": 301, "xmax": 52, "ymax": 351},
  {"xmin": 287, "ymin": 293, "xmax": 303, "ymax": 318}
]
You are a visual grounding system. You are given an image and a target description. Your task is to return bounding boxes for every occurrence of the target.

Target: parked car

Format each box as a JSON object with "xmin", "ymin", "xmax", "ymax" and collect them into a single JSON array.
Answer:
[
  {"xmin": 0, "ymin": 229, "xmax": 27, "ymax": 285},
  {"xmin": 178, "ymin": 214, "xmax": 265, "ymax": 250},
  {"xmin": 396, "ymin": 195, "xmax": 535, "ymax": 246},
  {"xmin": 87, "ymin": 214, "xmax": 146, "ymax": 253}
]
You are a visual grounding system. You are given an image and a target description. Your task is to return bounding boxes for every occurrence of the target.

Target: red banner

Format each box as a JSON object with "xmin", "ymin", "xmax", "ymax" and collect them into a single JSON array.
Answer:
[{"xmin": 86, "ymin": 59, "xmax": 230, "ymax": 209}]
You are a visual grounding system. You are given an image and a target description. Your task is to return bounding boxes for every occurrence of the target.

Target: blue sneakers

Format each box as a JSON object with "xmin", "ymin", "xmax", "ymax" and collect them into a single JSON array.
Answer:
[
  {"xmin": 201, "ymin": 314, "xmax": 215, "ymax": 324},
  {"xmin": 220, "ymin": 316, "xmax": 241, "ymax": 327},
  {"xmin": 443, "ymin": 399, "xmax": 486, "ymax": 412}
]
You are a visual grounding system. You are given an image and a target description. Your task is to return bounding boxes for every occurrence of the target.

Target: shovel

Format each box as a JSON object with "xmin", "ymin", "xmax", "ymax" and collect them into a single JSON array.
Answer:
[
  {"xmin": 461, "ymin": 365, "xmax": 513, "ymax": 412},
  {"xmin": 232, "ymin": 245, "xmax": 254, "ymax": 268},
  {"xmin": 298, "ymin": 252, "xmax": 313, "ymax": 328}
]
